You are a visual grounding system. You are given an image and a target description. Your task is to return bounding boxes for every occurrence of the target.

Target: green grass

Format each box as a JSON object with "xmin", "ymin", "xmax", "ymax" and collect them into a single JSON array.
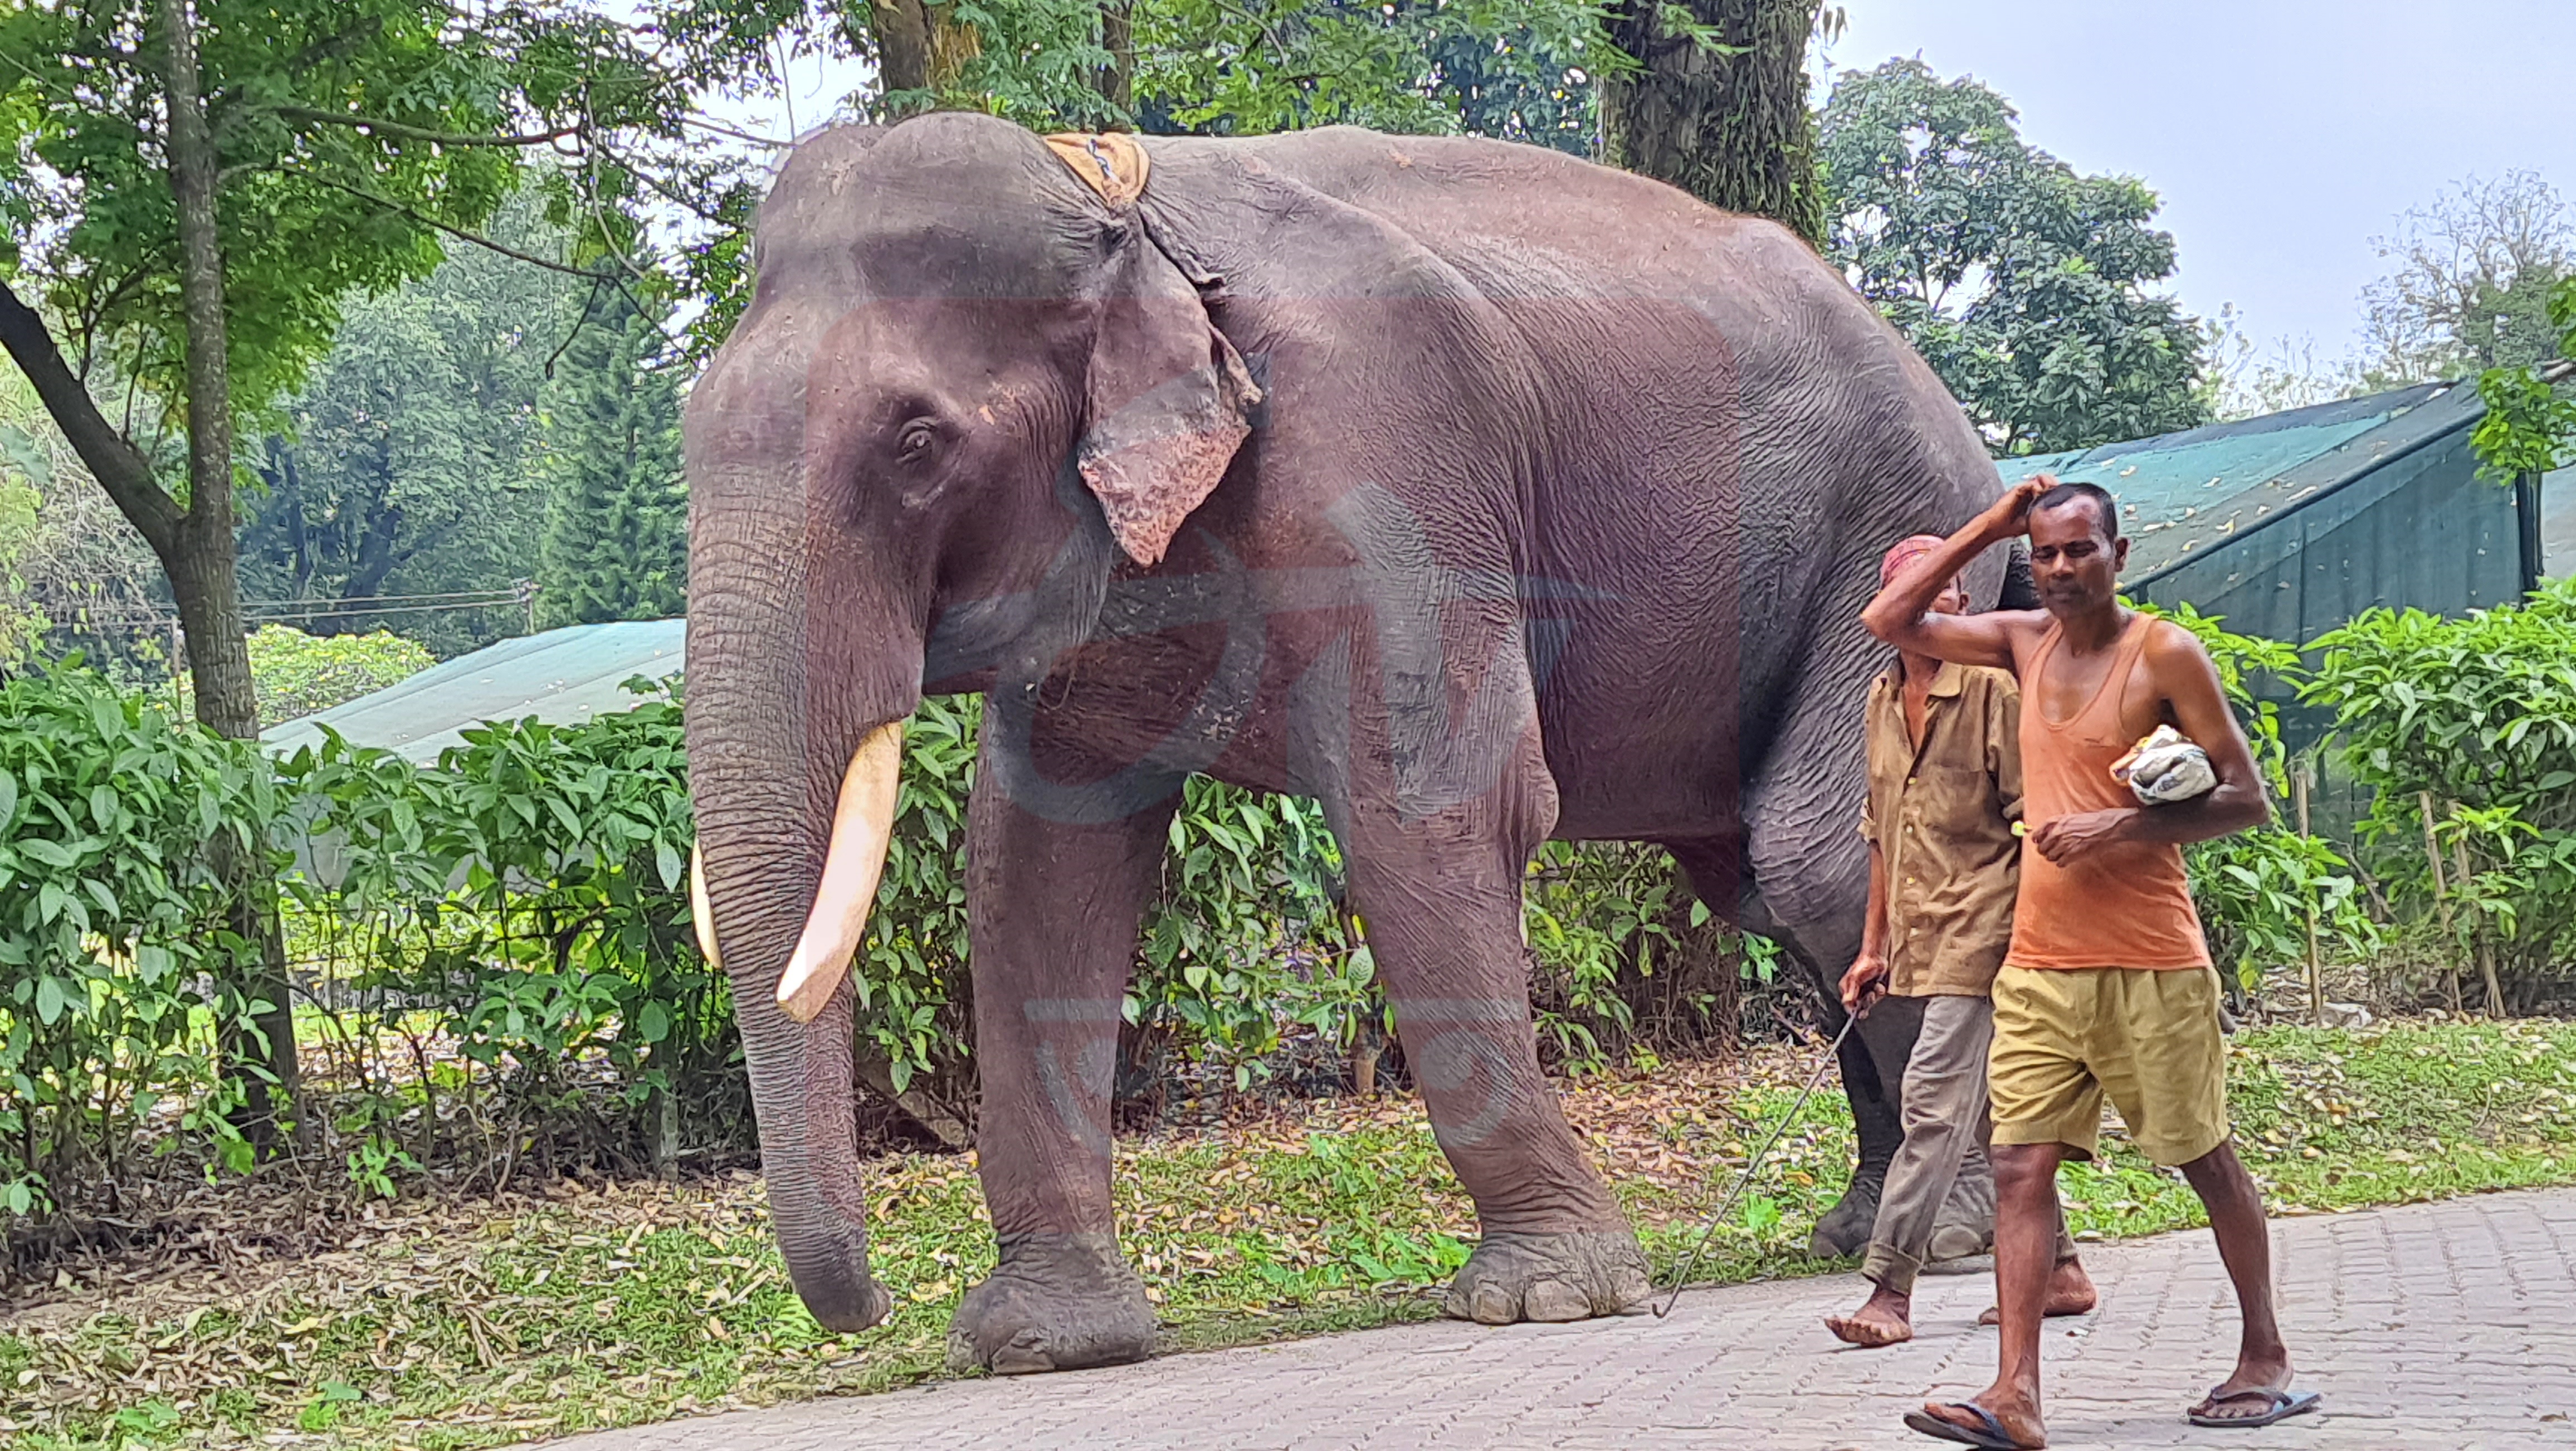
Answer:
[{"xmin": 4, "ymin": 1018, "xmax": 2573, "ymax": 1449}]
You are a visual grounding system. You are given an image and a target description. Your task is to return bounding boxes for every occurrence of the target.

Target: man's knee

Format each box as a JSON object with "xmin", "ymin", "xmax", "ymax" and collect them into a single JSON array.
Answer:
[{"xmin": 1991, "ymin": 1142, "xmax": 2061, "ymax": 1197}]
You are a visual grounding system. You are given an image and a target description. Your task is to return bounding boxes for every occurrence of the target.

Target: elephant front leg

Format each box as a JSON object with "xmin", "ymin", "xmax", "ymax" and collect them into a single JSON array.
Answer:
[
  {"xmin": 1340, "ymin": 786, "xmax": 1650, "ymax": 1325},
  {"xmin": 947, "ymin": 742, "xmax": 1178, "ymax": 1374}
]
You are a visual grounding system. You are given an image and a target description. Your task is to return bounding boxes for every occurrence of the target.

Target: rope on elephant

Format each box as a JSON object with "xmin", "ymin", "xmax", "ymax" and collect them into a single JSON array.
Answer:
[{"xmin": 1653, "ymin": 1012, "xmax": 1859, "ymax": 1317}]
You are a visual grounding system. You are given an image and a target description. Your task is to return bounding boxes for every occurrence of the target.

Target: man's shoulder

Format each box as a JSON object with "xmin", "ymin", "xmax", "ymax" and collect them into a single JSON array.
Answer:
[
  {"xmin": 1954, "ymin": 662, "xmax": 2022, "ymax": 701},
  {"xmin": 2136, "ymin": 615, "xmax": 2223, "ymax": 683}
]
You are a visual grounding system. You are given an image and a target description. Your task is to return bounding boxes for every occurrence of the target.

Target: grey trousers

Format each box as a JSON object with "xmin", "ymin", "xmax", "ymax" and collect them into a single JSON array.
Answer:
[{"xmin": 1862, "ymin": 994, "xmax": 2079, "ymax": 1296}]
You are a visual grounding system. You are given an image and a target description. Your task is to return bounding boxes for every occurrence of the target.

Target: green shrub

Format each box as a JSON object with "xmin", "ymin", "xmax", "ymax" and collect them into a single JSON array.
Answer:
[
  {"xmin": 2301, "ymin": 578, "xmax": 2576, "ymax": 996},
  {"xmin": 275, "ymin": 677, "xmax": 734, "ymax": 1186},
  {"xmin": 0, "ymin": 664, "xmax": 279, "ymax": 1216}
]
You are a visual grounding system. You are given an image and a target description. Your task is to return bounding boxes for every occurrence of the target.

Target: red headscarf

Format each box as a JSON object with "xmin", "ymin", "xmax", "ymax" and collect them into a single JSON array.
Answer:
[{"xmin": 1879, "ymin": 533, "xmax": 1951, "ymax": 588}]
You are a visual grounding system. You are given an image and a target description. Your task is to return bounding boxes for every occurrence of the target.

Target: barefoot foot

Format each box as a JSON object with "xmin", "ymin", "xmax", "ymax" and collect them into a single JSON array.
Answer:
[
  {"xmin": 1826, "ymin": 1283, "xmax": 1914, "ymax": 1347},
  {"xmin": 1978, "ymin": 1256, "xmax": 2098, "ymax": 1325}
]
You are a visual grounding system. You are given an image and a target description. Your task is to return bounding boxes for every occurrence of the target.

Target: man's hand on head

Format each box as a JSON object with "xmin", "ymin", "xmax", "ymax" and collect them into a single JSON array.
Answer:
[{"xmin": 1976, "ymin": 476, "xmax": 2052, "ymax": 544}]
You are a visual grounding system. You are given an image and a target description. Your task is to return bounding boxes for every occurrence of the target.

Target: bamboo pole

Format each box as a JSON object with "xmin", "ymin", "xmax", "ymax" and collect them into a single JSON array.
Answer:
[
  {"xmin": 2419, "ymin": 791, "xmax": 2462, "ymax": 1014},
  {"xmin": 2295, "ymin": 763, "xmax": 2324, "ymax": 1024},
  {"xmin": 2452, "ymin": 834, "xmax": 2507, "ymax": 1017}
]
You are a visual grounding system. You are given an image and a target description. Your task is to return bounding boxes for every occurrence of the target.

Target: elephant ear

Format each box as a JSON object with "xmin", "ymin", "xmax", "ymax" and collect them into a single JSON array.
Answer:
[{"xmin": 1077, "ymin": 240, "xmax": 1261, "ymax": 569}]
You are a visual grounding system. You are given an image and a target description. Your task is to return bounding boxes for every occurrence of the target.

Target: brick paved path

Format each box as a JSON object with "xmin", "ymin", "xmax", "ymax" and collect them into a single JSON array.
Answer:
[{"xmin": 545, "ymin": 1188, "xmax": 2576, "ymax": 1450}]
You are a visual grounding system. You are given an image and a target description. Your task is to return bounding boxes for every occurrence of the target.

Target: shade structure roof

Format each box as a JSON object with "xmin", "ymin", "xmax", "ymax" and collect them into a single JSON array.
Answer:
[
  {"xmin": 260, "ymin": 618, "xmax": 685, "ymax": 765},
  {"xmin": 1997, "ymin": 381, "xmax": 2484, "ymax": 584}
]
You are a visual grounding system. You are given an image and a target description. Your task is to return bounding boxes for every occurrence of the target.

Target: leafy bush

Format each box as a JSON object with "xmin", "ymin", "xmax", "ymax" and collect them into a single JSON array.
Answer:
[
  {"xmin": 2301, "ymin": 579, "xmax": 2576, "ymax": 998},
  {"xmin": 276, "ymin": 678, "xmax": 734, "ymax": 1188},
  {"xmin": 0, "ymin": 664, "xmax": 277, "ymax": 1217}
]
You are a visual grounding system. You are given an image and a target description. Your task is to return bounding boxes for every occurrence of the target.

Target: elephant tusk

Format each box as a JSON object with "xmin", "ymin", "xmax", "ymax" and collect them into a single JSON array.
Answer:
[
  {"xmin": 689, "ymin": 841, "xmax": 722, "ymax": 971},
  {"xmin": 775, "ymin": 720, "xmax": 906, "ymax": 1024}
]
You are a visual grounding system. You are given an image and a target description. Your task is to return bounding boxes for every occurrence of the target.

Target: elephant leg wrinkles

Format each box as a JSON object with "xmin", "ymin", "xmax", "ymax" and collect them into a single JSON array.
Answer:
[
  {"xmin": 1325, "ymin": 704, "xmax": 1650, "ymax": 1325},
  {"xmin": 947, "ymin": 723, "xmax": 1178, "ymax": 1374}
]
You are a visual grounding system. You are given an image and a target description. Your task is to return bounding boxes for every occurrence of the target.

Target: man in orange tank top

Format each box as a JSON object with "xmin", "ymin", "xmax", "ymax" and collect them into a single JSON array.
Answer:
[{"xmin": 1860, "ymin": 478, "xmax": 2318, "ymax": 1448}]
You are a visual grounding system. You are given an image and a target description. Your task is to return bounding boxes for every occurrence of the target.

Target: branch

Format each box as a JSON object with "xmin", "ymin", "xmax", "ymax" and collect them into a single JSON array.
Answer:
[
  {"xmin": 286, "ymin": 169, "xmax": 609, "ymax": 279},
  {"xmin": 678, "ymin": 113, "xmax": 793, "ymax": 149},
  {"xmin": 0, "ymin": 280, "xmax": 182, "ymax": 553},
  {"xmin": 270, "ymin": 105, "xmax": 581, "ymax": 149}
]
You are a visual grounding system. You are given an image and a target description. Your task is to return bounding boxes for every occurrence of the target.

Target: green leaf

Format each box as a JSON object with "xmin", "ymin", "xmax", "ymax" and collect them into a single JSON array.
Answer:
[
  {"xmin": 18, "ymin": 838, "xmax": 75, "ymax": 868},
  {"xmin": 33, "ymin": 974, "xmax": 69, "ymax": 1026}
]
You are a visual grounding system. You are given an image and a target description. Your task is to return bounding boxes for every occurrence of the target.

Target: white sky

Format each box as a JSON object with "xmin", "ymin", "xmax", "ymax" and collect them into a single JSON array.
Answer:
[
  {"xmin": 671, "ymin": 2, "xmax": 2576, "ymax": 368},
  {"xmin": 1818, "ymin": 1, "xmax": 2576, "ymax": 362}
]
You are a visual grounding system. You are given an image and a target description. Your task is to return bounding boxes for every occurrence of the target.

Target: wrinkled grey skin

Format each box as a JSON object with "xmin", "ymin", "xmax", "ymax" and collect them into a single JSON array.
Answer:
[{"xmin": 684, "ymin": 113, "xmax": 2013, "ymax": 1372}]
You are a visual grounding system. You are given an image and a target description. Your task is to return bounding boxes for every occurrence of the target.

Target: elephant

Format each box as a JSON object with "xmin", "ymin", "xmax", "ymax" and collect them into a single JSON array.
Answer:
[{"xmin": 682, "ymin": 112, "xmax": 2021, "ymax": 1375}]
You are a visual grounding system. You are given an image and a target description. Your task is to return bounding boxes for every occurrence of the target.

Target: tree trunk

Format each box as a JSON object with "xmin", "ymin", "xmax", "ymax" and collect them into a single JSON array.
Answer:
[
  {"xmin": 159, "ymin": 0, "xmax": 301, "ymax": 1150},
  {"xmin": 857, "ymin": 0, "xmax": 983, "ymax": 114},
  {"xmin": 1601, "ymin": 1, "xmax": 1827, "ymax": 245},
  {"xmin": 1095, "ymin": 1, "xmax": 1135, "ymax": 121}
]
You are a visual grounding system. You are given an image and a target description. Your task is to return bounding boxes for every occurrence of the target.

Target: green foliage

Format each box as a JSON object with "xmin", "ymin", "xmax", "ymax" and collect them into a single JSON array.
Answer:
[
  {"xmin": 535, "ymin": 285, "xmax": 687, "ymax": 629},
  {"xmin": 238, "ymin": 188, "xmax": 584, "ymax": 656},
  {"xmin": 1139, "ymin": 775, "xmax": 1373, "ymax": 1090},
  {"xmin": 841, "ymin": 694, "xmax": 976, "ymax": 1103},
  {"xmin": 174, "ymin": 625, "xmax": 439, "ymax": 728},
  {"xmin": 2300, "ymin": 579, "xmax": 2576, "ymax": 988},
  {"xmin": 0, "ymin": 1, "xmax": 679, "ymax": 418},
  {"xmin": 0, "ymin": 664, "xmax": 277, "ymax": 1217},
  {"xmin": 0, "ymin": 440, "xmax": 37, "ymax": 663},
  {"xmin": 277, "ymin": 677, "xmax": 737, "ymax": 1175},
  {"xmin": 1133, "ymin": 0, "xmax": 1618, "ymax": 137},
  {"xmin": 247, "ymin": 625, "xmax": 435, "ymax": 727},
  {"xmin": 1818, "ymin": 59, "xmax": 2211, "ymax": 455},
  {"xmin": 2470, "ymin": 274, "xmax": 2576, "ymax": 481}
]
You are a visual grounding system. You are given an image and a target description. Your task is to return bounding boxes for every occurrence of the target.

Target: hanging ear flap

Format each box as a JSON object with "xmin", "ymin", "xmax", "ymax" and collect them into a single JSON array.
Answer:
[{"xmin": 1077, "ymin": 241, "xmax": 1261, "ymax": 568}]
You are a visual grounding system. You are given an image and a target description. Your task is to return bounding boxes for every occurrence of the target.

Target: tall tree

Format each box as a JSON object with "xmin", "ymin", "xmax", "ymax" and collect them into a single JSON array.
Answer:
[
  {"xmin": 2358, "ymin": 171, "xmax": 2574, "ymax": 387},
  {"xmin": 1818, "ymin": 58, "xmax": 2209, "ymax": 455},
  {"xmin": 536, "ymin": 288, "xmax": 687, "ymax": 628},
  {"xmin": 238, "ymin": 189, "xmax": 579, "ymax": 654},
  {"xmin": 1601, "ymin": 0, "xmax": 1827, "ymax": 239},
  {"xmin": 0, "ymin": 0, "xmax": 690, "ymax": 1142}
]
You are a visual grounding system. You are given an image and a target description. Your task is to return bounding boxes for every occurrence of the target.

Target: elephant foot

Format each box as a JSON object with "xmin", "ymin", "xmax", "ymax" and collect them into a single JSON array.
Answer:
[
  {"xmin": 1809, "ymin": 1173, "xmax": 1885, "ymax": 1259},
  {"xmin": 946, "ymin": 1233, "xmax": 1158, "ymax": 1375},
  {"xmin": 1442, "ymin": 1230, "xmax": 1651, "ymax": 1325}
]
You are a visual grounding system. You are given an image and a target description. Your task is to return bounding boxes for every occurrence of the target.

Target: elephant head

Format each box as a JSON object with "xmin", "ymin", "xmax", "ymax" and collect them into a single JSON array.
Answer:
[{"xmin": 681, "ymin": 115, "xmax": 1258, "ymax": 1331}]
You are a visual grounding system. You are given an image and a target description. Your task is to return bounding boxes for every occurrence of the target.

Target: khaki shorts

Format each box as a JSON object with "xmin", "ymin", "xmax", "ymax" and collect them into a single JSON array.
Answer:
[{"xmin": 1988, "ymin": 965, "xmax": 2230, "ymax": 1167}]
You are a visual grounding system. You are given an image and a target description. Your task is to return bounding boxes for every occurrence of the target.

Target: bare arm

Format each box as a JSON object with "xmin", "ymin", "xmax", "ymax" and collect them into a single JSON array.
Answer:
[
  {"xmin": 1840, "ymin": 840, "xmax": 1892, "ymax": 1012},
  {"xmin": 2027, "ymin": 621, "xmax": 2273, "ymax": 864},
  {"xmin": 2122, "ymin": 621, "xmax": 2272, "ymax": 843},
  {"xmin": 1860, "ymin": 476, "xmax": 2056, "ymax": 670}
]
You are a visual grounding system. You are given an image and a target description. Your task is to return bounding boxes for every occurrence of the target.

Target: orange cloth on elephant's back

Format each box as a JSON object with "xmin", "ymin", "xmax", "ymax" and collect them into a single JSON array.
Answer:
[{"xmin": 2004, "ymin": 614, "xmax": 2212, "ymax": 971}]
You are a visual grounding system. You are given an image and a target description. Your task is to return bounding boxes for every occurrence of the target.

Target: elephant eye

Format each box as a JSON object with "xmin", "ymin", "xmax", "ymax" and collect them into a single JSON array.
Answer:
[{"xmin": 896, "ymin": 419, "xmax": 939, "ymax": 463}]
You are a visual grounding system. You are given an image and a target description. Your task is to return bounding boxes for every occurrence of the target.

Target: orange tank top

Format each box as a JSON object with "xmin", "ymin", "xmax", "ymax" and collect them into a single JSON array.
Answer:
[{"xmin": 2004, "ymin": 614, "xmax": 2213, "ymax": 971}]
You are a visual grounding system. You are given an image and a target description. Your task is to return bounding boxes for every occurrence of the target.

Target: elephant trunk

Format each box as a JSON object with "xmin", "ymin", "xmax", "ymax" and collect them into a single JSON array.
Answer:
[{"xmin": 687, "ymin": 481, "xmax": 921, "ymax": 1333}]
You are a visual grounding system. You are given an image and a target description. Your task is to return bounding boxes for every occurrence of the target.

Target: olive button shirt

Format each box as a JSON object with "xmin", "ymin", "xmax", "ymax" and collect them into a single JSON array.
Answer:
[{"xmin": 1855, "ymin": 662, "xmax": 2024, "ymax": 998}]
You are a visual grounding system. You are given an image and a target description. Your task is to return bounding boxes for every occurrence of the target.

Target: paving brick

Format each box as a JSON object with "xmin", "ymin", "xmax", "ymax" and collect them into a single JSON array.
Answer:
[{"xmin": 531, "ymin": 1187, "xmax": 2576, "ymax": 1451}]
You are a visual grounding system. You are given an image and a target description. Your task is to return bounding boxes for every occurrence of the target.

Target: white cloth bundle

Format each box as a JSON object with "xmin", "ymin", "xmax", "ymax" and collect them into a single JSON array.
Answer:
[{"xmin": 2111, "ymin": 724, "xmax": 2217, "ymax": 805}]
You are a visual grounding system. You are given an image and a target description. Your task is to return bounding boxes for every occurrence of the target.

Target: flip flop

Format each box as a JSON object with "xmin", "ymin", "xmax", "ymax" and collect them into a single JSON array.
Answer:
[
  {"xmin": 2186, "ymin": 1385, "xmax": 2322, "ymax": 1429},
  {"xmin": 1904, "ymin": 1403, "xmax": 2039, "ymax": 1449}
]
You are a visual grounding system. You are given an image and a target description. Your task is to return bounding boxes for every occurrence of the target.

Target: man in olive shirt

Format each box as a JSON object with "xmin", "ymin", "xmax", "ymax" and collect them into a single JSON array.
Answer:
[{"xmin": 1826, "ymin": 537, "xmax": 2094, "ymax": 1348}]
